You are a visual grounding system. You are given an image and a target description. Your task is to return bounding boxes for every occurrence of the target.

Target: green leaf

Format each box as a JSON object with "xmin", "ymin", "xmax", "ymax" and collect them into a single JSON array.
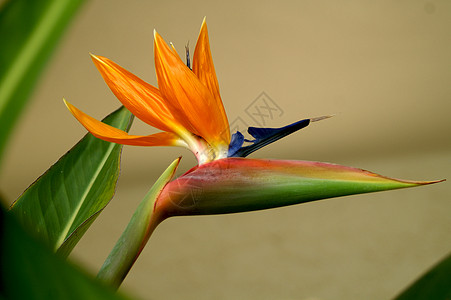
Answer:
[
  {"xmin": 97, "ymin": 157, "xmax": 181, "ymax": 288},
  {"xmin": 0, "ymin": 204, "xmax": 133, "ymax": 300},
  {"xmin": 393, "ymin": 252, "xmax": 451, "ymax": 300},
  {"xmin": 10, "ymin": 106, "xmax": 132, "ymax": 257},
  {"xmin": 0, "ymin": 0, "xmax": 86, "ymax": 164}
]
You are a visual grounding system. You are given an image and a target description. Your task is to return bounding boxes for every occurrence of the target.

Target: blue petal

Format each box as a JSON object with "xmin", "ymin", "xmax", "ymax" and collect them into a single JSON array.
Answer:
[
  {"xmin": 228, "ymin": 118, "xmax": 311, "ymax": 158},
  {"xmin": 227, "ymin": 131, "xmax": 245, "ymax": 157}
]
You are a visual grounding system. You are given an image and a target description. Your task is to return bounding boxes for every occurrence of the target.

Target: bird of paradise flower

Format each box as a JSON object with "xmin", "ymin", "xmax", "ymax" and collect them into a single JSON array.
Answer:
[
  {"xmin": 63, "ymin": 17, "xmax": 443, "ymax": 287},
  {"xmin": 65, "ymin": 17, "xmax": 442, "ymax": 216}
]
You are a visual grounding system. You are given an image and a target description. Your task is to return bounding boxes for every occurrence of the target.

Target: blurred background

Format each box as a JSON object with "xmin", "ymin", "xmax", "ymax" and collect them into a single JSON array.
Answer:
[{"xmin": 1, "ymin": 0, "xmax": 450, "ymax": 299}]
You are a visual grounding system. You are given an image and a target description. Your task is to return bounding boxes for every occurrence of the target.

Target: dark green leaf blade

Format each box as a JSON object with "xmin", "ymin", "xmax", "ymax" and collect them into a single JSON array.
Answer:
[
  {"xmin": 0, "ymin": 0, "xmax": 86, "ymax": 164},
  {"xmin": 0, "ymin": 204, "xmax": 133, "ymax": 300},
  {"xmin": 10, "ymin": 106, "xmax": 132, "ymax": 256},
  {"xmin": 394, "ymin": 252, "xmax": 451, "ymax": 300}
]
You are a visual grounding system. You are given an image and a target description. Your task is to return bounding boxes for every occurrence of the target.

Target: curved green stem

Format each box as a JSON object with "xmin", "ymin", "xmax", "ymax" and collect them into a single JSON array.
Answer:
[{"xmin": 97, "ymin": 158, "xmax": 180, "ymax": 289}]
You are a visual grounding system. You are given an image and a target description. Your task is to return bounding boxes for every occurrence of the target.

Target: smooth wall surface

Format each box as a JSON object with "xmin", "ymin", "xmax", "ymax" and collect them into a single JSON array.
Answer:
[{"xmin": 1, "ymin": 1, "xmax": 450, "ymax": 299}]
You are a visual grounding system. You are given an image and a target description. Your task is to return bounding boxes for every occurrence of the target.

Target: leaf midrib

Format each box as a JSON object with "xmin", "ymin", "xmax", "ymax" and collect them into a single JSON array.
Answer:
[{"xmin": 54, "ymin": 141, "xmax": 116, "ymax": 251}]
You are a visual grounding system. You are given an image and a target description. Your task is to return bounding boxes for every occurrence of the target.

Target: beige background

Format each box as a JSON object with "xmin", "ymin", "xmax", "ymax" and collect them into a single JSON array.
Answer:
[{"xmin": 1, "ymin": 1, "xmax": 450, "ymax": 299}]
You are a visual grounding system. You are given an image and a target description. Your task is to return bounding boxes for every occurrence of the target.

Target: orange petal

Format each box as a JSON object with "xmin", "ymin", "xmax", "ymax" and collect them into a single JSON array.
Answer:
[
  {"xmin": 154, "ymin": 30, "xmax": 230, "ymax": 146},
  {"xmin": 90, "ymin": 54, "xmax": 181, "ymax": 134},
  {"xmin": 193, "ymin": 18, "xmax": 230, "ymax": 143},
  {"xmin": 64, "ymin": 100, "xmax": 184, "ymax": 147}
]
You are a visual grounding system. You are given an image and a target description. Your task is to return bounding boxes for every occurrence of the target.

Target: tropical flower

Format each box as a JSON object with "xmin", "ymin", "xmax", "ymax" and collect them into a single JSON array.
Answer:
[
  {"xmin": 66, "ymin": 20, "xmax": 442, "ymax": 285},
  {"xmin": 66, "ymin": 18, "xmax": 442, "ymax": 218},
  {"xmin": 64, "ymin": 19, "xmax": 326, "ymax": 164}
]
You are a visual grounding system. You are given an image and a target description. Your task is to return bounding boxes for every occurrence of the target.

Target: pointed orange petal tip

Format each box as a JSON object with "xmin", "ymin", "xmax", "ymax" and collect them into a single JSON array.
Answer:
[
  {"xmin": 90, "ymin": 53, "xmax": 110, "ymax": 69},
  {"xmin": 63, "ymin": 98, "xmax": 76, "ymax": 114},
  {"xmin": 90, "ymin": 53, "xmax": 114, "ymax": 73},
  {"xmin": 169, "ymin": 42, "xmax": 178, "ymax": 54},
  {"xmin": 90, "ymin": 53, "xmax": 102, "ymax": 63},
  {"xmin": 153, "ymin": 30, "xmax": 167, "ymax": 56},
  {"xmin": 201, "ymin": 16, "xmax": 207, "ymax": 30},
  {"xmin": 63, "ymin": 98, "xmax": 102, "ymax": 129}
]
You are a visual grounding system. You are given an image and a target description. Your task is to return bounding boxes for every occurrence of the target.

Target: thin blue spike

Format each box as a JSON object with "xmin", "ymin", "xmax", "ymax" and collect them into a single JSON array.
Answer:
[{"xmin": 228, "ymin": 118, "xmax": 311, "ymax": 158}]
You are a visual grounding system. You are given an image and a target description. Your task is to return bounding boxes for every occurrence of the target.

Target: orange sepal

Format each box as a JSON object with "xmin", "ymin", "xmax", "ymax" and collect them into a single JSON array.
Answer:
[
  {"xmin": 153, "ymin": 31, "xmax": 230, "ymax": 146},
  {"xmin": 90, "ymin": 54, "xmax": 180, "ymax": 134},
  {"xmin": 193, "ymin": 18, "xmax": 230, "ymax": 143},
  {"xmin": 64, "ymin": 100, "xmax": 184, "ymax": 147}
]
